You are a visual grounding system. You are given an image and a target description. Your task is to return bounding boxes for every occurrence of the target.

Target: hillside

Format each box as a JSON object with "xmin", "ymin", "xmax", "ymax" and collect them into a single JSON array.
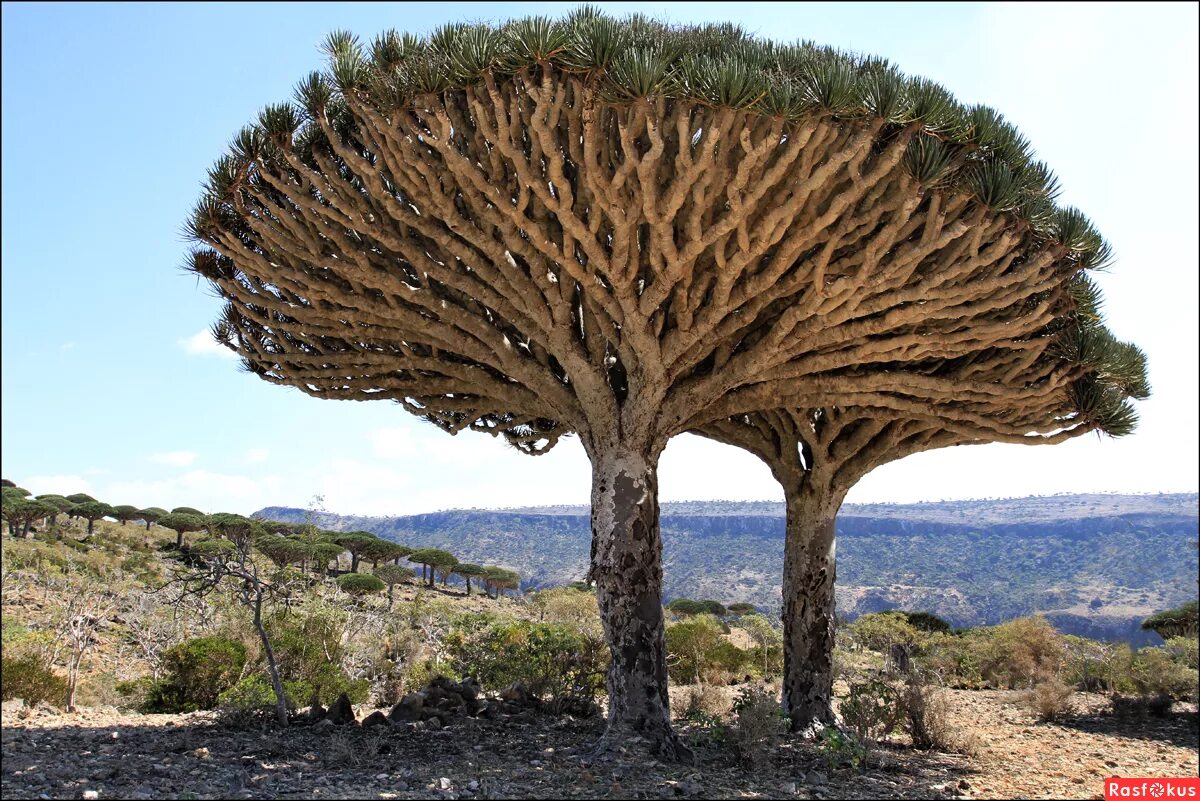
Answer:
[{"xmin": 255, "ymin": 493, "xmax": 1199, "ymax": 644}]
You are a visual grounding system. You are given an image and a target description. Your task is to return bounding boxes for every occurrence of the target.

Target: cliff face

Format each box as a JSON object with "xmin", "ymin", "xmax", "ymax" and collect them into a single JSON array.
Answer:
[{"xmin": 255, "ymin": 493, "xmax": 1198, "ymax": 644}]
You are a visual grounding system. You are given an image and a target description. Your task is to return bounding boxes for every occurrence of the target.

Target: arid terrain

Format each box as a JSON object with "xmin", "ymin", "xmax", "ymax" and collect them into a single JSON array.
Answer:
[{"xmin": 3, "ymin": 689, "xmax": 1195, "ymax": 800}]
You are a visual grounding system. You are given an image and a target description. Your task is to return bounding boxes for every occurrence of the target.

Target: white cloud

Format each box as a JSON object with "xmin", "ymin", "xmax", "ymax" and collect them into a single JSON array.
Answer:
[
  {"xmin": 99, "ymin": 470, "xmax": 288, "ymax": 515},
  {"xmin": 150, "ymin": 451, "xmax": 197, "ymax": 467},
  {"xmin": 20, "ymin": 474, "xmax": 95, "ymax": 498},
  {"xmin": 60, "ymin": 342, "xmax": 76, "ymax": 352},
  {"xmin": 83, "ymin": 467, "xmax": 110, "ymax": 476},
  {"xmin": 179, "ymin": 329, "xmax": 238, "ymax": 359},
  {"xmin": 245, "ymin": 448, "xmax": 270, "ymax": 464},
  {"xmin": 370, "ymin": 427, "xmax": 417, "ymax": 460}
]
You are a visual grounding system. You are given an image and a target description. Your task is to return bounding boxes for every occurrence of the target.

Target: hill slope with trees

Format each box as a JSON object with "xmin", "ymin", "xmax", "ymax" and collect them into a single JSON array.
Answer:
[{"xmin": 255, "ymin": 493, "xmax": 1198, "ymax": 644}]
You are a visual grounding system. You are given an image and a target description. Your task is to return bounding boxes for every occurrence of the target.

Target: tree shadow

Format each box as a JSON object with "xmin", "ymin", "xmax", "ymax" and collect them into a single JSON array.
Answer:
[
  {"xmin": 1, "ymin": 711, "xmax": 981, "ymax": 800},
  {"xmin": 1056, "ymin": 702, "xmax": 1200, "ymax": 751}
]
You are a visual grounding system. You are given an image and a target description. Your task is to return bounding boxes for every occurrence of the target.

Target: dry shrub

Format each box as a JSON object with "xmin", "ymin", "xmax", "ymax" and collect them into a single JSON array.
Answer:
[
  {"xmin": 681, "ymin": 682, "xmax": 730, "ymax": 719},
  {"xmin": 1111, "ymin": 692, "xmax": 1174, "ymax": 719},
  {"xmin": 1021, "ymin": 677, "xmax": 1074, "ymax": 722},
  {"xmin": 729, "ymin": 686, "xmax": 788, "ymax": 769}
]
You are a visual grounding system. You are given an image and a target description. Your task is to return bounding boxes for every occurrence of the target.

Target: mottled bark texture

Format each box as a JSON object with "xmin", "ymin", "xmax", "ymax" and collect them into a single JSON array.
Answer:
[
  {"xmin": 782, "ymin": 501, "xmax": 838, "ymax": 734},
  {"xmin": 188, "ymin": 28, "xmax": 1142, "ymax": 754},
  {"xmin": 589, "ymin": 445, "xmax": 689, "ymax": 761}
]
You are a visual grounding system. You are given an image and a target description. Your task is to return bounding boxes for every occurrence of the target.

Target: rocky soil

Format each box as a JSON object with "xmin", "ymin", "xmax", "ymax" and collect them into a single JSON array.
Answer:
[{"xmin": 2, "ymin": 690, "xmax": 1196, "ymax": 800}]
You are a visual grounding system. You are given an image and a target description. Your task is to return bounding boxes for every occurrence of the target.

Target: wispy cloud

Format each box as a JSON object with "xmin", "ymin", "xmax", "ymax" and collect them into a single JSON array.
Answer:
[
  {"xmin": 60, "ymin": 342, "xmax": 76, "ymax": 352},
  {"xmin": 179, "ymin": 329, "xmax": 237, "ymax": 359},
  {"xmin": 245, "ymin": 448, "xmax": 270, "ymax": 464},
  {"xmin": 150, "ymin": 451, "xmax": 197, "ymax": 467}
]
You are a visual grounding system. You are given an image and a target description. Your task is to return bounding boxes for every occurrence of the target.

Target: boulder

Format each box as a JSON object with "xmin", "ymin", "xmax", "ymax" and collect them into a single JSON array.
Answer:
[
  {"xmin": 361, "ymin": 710, "xmax": 390, "ymax": 728},
  {"xmin": 324, "ymin": 693, "xmax": 356, "ymax": 726},
  {"xmin": 388, "ymin": 692, "xmax": 425, "ymax": 723}
]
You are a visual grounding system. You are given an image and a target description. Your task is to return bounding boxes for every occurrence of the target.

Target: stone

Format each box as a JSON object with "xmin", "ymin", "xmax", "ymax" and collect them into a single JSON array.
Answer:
[
  {"xmin": 806, "ymin": 770, "xmax": 828, "ymax": 786},
  {"xmin": 389, "ymin": 692, "xmax": 425, "ymax": 723},
  {"xmin": 438, "ymin": 777, "xmax": 453, "ymax": 790},
  {"xmin": 324, "ymin": 693, "xmax": 356, "ymax": 725},
  {"xmin": 362, "ymin": 710, "xmax": 389, "ymax": 728},
  {"xmin": 82, "ymin": 792, "xmax": 99, "ymax": 800},
  {"xmin": 1, "ymin": 699, "xmax": 25, "ymax": 715},
  {"xmin": 500, "ymin": 683, "xmax": 531, "ymax": 705}
]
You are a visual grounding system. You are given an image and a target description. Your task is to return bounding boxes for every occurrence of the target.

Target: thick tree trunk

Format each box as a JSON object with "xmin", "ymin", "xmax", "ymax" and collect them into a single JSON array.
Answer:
[
  {"xmin": 781, "ymin": 492, "xmax": 839, "ymax": 735},
  {"xmin": 175, "ymin": 529, "xmax": 183, "ymax": 549},
  {"xmin": 87, "ymin": 519, "xmax": 95, "ymax": 537},
  {"xmin": 589, "ymin": 446, "xmax": 690, "ymax": 761},
  {"xmin": 350, "ymin": 553, "xmax": 360, "ymax": 573}
]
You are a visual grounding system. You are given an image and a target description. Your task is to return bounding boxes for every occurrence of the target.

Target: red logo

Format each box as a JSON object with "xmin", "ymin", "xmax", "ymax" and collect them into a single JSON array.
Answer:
[{"xmin": 1106, "ymin": 779, "xmax": 1200, "ymax": 799}]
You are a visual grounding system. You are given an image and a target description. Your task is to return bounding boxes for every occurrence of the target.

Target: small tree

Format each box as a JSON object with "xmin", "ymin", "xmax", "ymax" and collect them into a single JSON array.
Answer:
[
  {"xmin": 728, "ymin": 603, "xmax": 759, "ymax": 618},
  {"xmin": 158, "ymin": 512, "xmax": 207, "ymax": 549},
  {"xmin": 164, "ymin": 531, "xmax": 293, "ymax": 724},
  {"xmin": 65, "ymin": 493, "xmax": 97, "ymax": 505},
  {"xmin": 1142, "ymin": 601, "xmax": 1199, "ymax": 640},
  {"xmin": 111, "ymin": 505, "xmax": 140, "ymax": 526},
  {"xmin": 3, "ymin": 496, "xmax": 53, "ymax": 538},
  {"xmin": 735, "ymin": 613, "xmax": 784, "ymax": 678},
  {"xmin": 372, "ymin": 564, "xmax": 415, "ymax": 608},
  {"xmin": 137, "ymin": 507, "xmax": 168, "ymax": 530},
  {"xmin": 451, "ymin": 563, "xmax": 488, "ymax": 595},
  {"xmin": 36, "ymin": 495, "xmax": 74, "ymax": 529},
  {"xmin": 483, "ymin": 567, "xmax": 521, "ymax": 599},
  {"xmin": 410, "ymin": 548, "xmax": 458, "ymax": 587},
  {"xmin": 332, "ymin": 532, "xmax": 381, "ymax": 573},
  {"xmin": 58, "ymin": 583, "xmax": 118, "ymax": 711},
  {"xmin": 254, "ymin": 534, "xmax": 307, "ymax": 569},
  {"xmin": 71, "ymin": 501, "xmax": 115, "ymax": 539},
  {"xmin": 171, "ymin": 506, "xmax": 205, "ymax": 517}
]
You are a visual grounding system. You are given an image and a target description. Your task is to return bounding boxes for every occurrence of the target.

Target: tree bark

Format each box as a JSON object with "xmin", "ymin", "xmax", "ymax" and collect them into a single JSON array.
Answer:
[
  {"xmin": 589, "ymin": 446, "xmax": 690, "ymax": 761},
  {"xmin": 253, "ymin": 590, "xmax": 289, "ymax": 725},
  {"xmin": 175, "ymin": 529, "xmax": 183, "ymax": 549},
  {"xmin": 781, "ymin": 492, "xmax": 839, "ymax": 735}
]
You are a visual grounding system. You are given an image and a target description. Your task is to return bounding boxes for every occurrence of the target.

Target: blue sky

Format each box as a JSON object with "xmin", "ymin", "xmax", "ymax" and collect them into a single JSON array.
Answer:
[{"xmin": 2, "ymin": 2, "xmax": 1197, "ymax": 516}]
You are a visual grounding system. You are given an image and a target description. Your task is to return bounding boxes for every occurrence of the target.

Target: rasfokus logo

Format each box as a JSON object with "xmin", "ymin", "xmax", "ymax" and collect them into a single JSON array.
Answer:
[{"xmin": 1106, "ymin": 778, "xmax": 1200, "ymax": 799}]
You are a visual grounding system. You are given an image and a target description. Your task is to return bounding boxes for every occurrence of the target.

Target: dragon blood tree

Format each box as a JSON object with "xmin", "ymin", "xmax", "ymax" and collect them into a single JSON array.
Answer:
[
  {"xmin": 696, "ymin": 301, "xmax": 1148, "ymax": 730},
  {"xmin": 184, "ymin": 9, "xmax": 1141, "ymax": 755}
]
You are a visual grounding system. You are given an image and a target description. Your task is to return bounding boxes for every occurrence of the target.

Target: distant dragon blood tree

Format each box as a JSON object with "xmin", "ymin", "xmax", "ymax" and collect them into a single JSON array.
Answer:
[{"xmin": 186, "ymin": 9, "xmax": 1145, "ymax": 756}]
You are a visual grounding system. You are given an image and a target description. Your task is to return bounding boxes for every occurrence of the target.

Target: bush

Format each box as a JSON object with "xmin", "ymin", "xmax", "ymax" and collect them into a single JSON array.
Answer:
[
  {"xmin": 336, "ymin": 572, "xmax": 385, "ymax": 595},
  {"xmin": 840, "ymin": 678, "xmax": 903, "ymax": 743},
  {"xmin": 846, "ymin": 612, "xmax": 926, "ymax": 655},
  {"xmin": 666, "ymin": 613, "xmax": 750, "ymax": 684},
  {"xmin": 974, "ymin": 616, "xmax": 1065, "ymax": 688},
  {"xmin": 445, "ymin": 620, "xmax": 606, "ymax": 707},
  {"xmin": 1, "ymin": 656, "xmax": 66, "ymax": 706},
  {"xmin": 728, "ymin": 686, "xmax": 788, "ymax": 769},
  {"xmin": 1021, "ymin": 677, "xmax": 1074, "ymax": 722},
  {"xmin": 1163, "ymin": 637, "xmax": 1199, "ymax": 671},
  {"xmin": 817, "ymin": 726, "xmax": 867, "ymax": 771},
  {"xmin": 1130, "ymin": 646, "xmax": 1199, "ymax": 701},
  {"xmin": 901, "ymin": 675, "xmax": 961, "ymax": 750},
  {"xmin": 267, "ymin": 610, "xmax": 370, "ymax": 706},
  {"xmin": 142, "ymin": 636, "xmax": 247, "ymax": 712}
]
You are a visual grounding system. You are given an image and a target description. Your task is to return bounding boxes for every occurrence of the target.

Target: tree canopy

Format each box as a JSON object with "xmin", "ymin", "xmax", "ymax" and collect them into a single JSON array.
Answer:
[{"xmin": 182, "ymin": 8, "xmax": 1145, "ymax": 757}]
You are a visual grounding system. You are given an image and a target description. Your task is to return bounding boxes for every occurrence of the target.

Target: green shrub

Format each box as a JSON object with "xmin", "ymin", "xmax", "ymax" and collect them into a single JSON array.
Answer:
[
  {"xmin": 142, "ymin": 636, "xmax": 247, "ymax": 712},
  {"xmin": 846, "ymin": 612, "xmax": 926, "ymax": 655},
  {"xmin": 1163, "ymin": 637, "xmax": 1199, "ymax": 671},
  {"xmin": 335, "ymin": 572, "xmax": 385, "ymax": 595},
  {"xmin": 266, "ymin": 610, "xmax": 370, "ymax": 706},
  {"xmin": 1, "ymin": 656, "xmax": 66, "ymax": 706},
  {"xmin": 1131, "ymin": 646, "xmax": 1199, "ymax": 701},
  {"xmin": 817, "ymin": 726, "xmax": 866, "ymax": 771},
  {"xmin": 445, "ymin": 619, "xmax": 606, "ymax": 706},
  {"xmin": 974, "ymin": 616, "xmax": 1065, "ymax": 688},
  {"xmin": 666, "ymin": 613, "xmax": 749, "ymax": 684}
]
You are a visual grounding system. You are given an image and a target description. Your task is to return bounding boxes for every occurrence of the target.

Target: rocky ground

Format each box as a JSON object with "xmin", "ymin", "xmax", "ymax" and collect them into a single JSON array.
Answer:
[{"xmin": 2, "ymin": 690, "xmax": 1196, "ymax": 800}]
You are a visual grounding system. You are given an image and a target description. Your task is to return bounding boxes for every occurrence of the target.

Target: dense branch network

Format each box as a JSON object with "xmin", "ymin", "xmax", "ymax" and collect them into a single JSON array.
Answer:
[{"xmin": 187, "ymin": 12, "xmax": 1138, "ymax": 459}]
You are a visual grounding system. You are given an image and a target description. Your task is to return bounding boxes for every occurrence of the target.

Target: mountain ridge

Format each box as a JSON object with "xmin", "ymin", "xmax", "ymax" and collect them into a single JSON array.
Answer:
[{"xmin": 253, "ymin": 493, "xmax": 1198, "ymax": 645}]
